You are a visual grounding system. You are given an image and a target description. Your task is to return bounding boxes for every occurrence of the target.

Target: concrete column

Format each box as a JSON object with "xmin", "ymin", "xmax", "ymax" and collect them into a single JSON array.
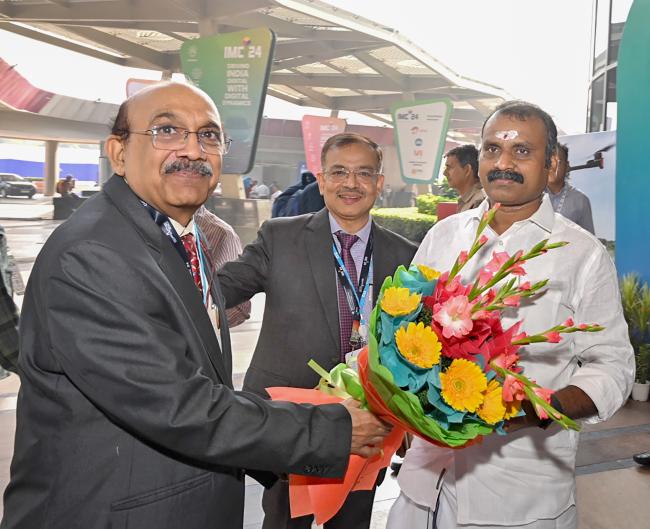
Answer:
[
  {"xmin": 220, "ymin": 173, "xmax": 245, "ymax": 199},
  {"xmin": 98, "ymin": 141, "xmax": 112, "ymax": 186},
  {"xmin": 43, "ymin": 140, "xmax": 58, "ymax": 197},
  {"xmin": 330, "ymin": 110, "xmax": 339, "ymax": 118}
]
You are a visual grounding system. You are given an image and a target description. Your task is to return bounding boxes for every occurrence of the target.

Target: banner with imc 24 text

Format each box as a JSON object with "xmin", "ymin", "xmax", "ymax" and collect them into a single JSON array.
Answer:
[{"xmin": 181, "ymin": 28, "xmax": 276, "ymax": 175}]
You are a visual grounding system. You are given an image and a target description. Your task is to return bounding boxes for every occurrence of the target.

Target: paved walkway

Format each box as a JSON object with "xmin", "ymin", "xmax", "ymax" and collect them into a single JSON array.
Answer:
[{"xmin": 0, "ymin": 209, "xmax": 648, "ymax": 528}]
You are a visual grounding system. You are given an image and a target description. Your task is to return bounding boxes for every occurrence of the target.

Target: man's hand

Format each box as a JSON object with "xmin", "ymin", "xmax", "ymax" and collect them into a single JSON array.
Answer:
[
  {"xmin": 502, "ymin": 399, "xmax": 540, "ymax": 433},
  {"xmin": 341, "ymin": 399, "xmax": 392, "ymax": 458}
]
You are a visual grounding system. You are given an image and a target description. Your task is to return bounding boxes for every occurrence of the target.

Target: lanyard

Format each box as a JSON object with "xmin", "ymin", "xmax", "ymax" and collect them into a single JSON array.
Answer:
[
  {"xmin": 332, "ymin": 231, "xmax": 373, "ymax": 323},
  {"xmin": 194, "ymin": 228, "xmax": 215, "ymax": 308},
  {"xmin": 140, "ymin": 200, "xmax": 192, "ymax": 274},
  {"xmin": 141, "ymin": 200, "xmax": 211, "ymax": 308}
]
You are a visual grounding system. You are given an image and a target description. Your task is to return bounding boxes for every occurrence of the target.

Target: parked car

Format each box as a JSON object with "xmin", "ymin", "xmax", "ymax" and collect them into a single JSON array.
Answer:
[{"xmin": 0, "ymin": 173, "xmax": 37, "ymax": 199}]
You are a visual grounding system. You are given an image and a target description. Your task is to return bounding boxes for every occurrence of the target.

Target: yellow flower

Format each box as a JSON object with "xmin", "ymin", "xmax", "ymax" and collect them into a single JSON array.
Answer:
[
  {"xmin": 418, "ymin": 264, "xmax": 441, "ymax": 281},
  {"xmin": 504, "ymin": 397, "xmax": 523, "ymax": 420},
  {"xmin": 381, "ymin": 287, "xmax": 421, "ymax": 316},
  {"xmin": 477, "ymin": 379, "xmax": 506, "ymax": 424},
  {"xmin": 395, "ymin": 322, "xmax": 442, "ymax": 368},
  {"xmin": 440, "ymin": 359, "xmax": 487, "ymax": 412}
]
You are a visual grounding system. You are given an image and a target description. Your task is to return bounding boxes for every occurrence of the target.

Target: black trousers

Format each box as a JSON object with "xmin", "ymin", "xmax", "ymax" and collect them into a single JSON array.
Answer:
[{"xmin": 261, "ymin": 471, "xmax": 384, "ymax": 529}]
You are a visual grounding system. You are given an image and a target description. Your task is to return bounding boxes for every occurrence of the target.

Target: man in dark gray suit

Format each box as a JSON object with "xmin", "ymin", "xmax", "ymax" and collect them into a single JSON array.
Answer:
[
  {"xmin": 218, "ymin": 133, "xmax": 418, "ymax": 529},
  {"xmin": 1, "ymin": 83, "xmax": 390, "ymax": 529}
]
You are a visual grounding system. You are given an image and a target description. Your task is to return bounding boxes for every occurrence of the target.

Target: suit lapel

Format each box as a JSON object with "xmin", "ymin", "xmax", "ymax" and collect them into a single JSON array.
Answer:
[
  {"xmin": 103, "ymin": 175, "xmax": 230, "ymax": 385},
  {"xmin": 209, "ymin": 277, "xmax": 233, "ymax": 384},
  {"xmin": 305, "ymin": 209, "xmax": 341, "ymax": 355}
]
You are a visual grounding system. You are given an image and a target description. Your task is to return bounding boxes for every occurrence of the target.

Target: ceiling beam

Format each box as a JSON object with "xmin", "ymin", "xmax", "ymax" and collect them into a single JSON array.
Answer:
[
  {"xmin": 61, "ymin": 26, "xmax": 176, "ymax": 70},
  {"xmin": 202, "ymin": 0, "xmax": 272, "ymax": 19},
  {"xmin": 358, "ymin": 112, "xmax": 392, "ymax": 126},
  {"xmin": 6, "ymin": 19, "xmax": 200, "ymax": 32},
  {"xmin": 274, "ymin": 39, "xmax": 378, "ymax": 61},
  {"xmin": 0, "ymin": 1, "xmax": 196, "ymax": 22},
  {"xmin": 287, "ymin": 86, "xmax": 333, "ymax": 109},
  {"xmin": 353, "ymin": 51, "xmax": 407, "ymax": 89},
  {"xmin": 0, "ymin": 21, "xmax": 127, "ymax": 66},
  {"xmin": 274, "ymin": 44, "xmax": 381, "ymax": 70},
  {"xmin": 225, "ymin": 12, "xmax": 314, "ymax": 38},
  {"xmin": 270, "ymin": 72, "xmax": 388, "ymax": 91},
  {"xmin": 269, "ymin": 72, "xmax": 449, "ymax": 93},
  {"xmin": 266, "ymin": 88, "xmax": 304, "ymax": 106}
]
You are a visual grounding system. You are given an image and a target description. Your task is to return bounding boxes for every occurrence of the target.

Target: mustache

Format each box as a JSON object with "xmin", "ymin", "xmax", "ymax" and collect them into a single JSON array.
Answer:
[
  {"xmin": 337, "ymin": 187, "xmax": 364, "ymax": 196},
  {"xmin": 163, "ymin": 159, "xmax": 213, "ymax": 177},
  {"xmin": 487, "ymin": 170, "xmax": 524, "ymax": 184}
]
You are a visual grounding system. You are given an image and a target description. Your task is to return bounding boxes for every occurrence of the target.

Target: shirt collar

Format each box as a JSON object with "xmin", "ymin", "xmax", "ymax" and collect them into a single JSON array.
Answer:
[
  {"xmin": 546, "ymin": 182, "xmax": 574, "ymax": 197},
  {"xmin": 169, "ymin": 217, "xmax": 195, "ymax": 238},
  {"xmin": 460, "ymin": 182, "xmax": 483, "ymax": 203},
  {"xmin": 328, "ymin": 212, "xmax": 372, "ymax": 244},
  {"xmin": 463, "ymin": 194, "xmax": 555, "ymax": 234}
]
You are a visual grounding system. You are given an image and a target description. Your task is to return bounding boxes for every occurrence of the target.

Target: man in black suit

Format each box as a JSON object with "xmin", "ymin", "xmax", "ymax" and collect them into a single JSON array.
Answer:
[
  {"xmin": 218, "ymin": 133, "xmax": 418, "ymax": 529},
  {"xmin": 1, "ymin": 83, "xmax": 390, "ymax": 529}
]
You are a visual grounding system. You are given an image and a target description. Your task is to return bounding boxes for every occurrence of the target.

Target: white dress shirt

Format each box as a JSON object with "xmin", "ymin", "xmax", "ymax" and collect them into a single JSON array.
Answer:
[{"xmin": 397, "ymin": 196, "xmax": 634, "ymax": 526}]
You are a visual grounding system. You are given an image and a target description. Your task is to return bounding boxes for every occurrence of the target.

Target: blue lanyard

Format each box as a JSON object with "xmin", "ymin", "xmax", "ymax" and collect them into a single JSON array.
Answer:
[
  {"xmin": 332, "ymin": 232, "xmax": 373, "ymax": 322},
  {"xmin": 194, "ymin": 228, "xmax": 211, "ymax": 308}
]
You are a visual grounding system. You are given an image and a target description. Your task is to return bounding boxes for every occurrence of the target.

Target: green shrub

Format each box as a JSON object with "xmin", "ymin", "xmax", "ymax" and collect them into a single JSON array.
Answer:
[
  {"xmin": 372, "ymin": 207, "xmax": 436, "ymax": 243},
  {"xmin": 416, "ymin": 193, "xmax": 457, "ymax": 215}
]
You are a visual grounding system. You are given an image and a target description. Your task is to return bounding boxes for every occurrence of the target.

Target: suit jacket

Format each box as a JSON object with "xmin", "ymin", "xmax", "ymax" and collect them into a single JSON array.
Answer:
[
  {"xmin": 218, "ymin": 208, "xmax": 417, "ymax": 397},
  {"xmin": 1, "ymin": 176, "xmax": 351, "ymax": 529}
]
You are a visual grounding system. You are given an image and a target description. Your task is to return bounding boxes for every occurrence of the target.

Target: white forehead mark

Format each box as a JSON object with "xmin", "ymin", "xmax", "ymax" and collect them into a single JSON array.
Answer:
[{"xmin": 494, "ymin": 130, "xmax": 519, "ymax": 141}]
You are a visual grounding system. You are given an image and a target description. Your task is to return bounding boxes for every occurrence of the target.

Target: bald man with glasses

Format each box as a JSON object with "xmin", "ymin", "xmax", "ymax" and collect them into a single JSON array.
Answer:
[{"xmin": 2, "ymin": 84, "xmax": 391, "ymax": 529}]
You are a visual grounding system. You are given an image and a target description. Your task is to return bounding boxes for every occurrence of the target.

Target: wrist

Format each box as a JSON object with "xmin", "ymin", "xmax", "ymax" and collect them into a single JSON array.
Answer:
[{"xmin": 538, "ymin": 393, "xmax": 564, "ymax": 430}]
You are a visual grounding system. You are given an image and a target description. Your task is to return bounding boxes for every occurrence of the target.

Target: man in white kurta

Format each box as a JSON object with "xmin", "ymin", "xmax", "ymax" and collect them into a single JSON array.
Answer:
[{"xmin": 387, "ymin": 102, "xmax": 634, "ymax": 529}]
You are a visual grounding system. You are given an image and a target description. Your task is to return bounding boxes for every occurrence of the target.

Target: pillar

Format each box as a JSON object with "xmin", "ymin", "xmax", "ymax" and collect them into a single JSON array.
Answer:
[{"xmin": 43, "ymin": 140, "xmax": 58, "ymax": 197}]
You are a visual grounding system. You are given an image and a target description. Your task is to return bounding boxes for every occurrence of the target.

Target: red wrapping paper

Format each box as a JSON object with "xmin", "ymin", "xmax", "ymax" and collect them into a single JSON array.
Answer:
[{"xmin": 266, "ymin": 386, "xmax": 404, "ymax": 524}]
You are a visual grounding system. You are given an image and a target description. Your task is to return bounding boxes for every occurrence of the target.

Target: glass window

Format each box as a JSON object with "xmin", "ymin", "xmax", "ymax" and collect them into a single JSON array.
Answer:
[
  {"xmin": 606, "ymin": 102, "xmax": 618, "ymax": 131},
  {"xmin": 589, "ymin": 74, "xmax": 606, "ymax": 132},
  {"xmin": 593, "ymin": 0, "xmax": 611, "ymax": 73},
  {"xmin": 611, "ymin": 0, "xmax": 633, "ymax": 23}
]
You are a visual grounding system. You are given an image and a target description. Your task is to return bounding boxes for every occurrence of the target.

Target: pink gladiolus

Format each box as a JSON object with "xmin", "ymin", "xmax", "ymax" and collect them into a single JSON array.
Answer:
[
  {"xmin": 519, "ymin": 281, "xmax": 531, "ymax": 291},
  {"xmin": 544, "ymin": 332, "xmax": 561, "ymax": 343},
  {"xmin": 578, "ymin": 323, "xmax": 589, "ymax": 330},
  {"xmin": 479, "ymin": 235, "xmax": 488, "ymax": 245},
  {"xmin": 502, "ymin": 375, "xmax": 526, "ymax": 402},
  {"xmin": 485, "ymin": 251, "xmax": 509, "ymax": 274},
  {"xmin": 532, "ymin": 387, "xmax": 554, "ymax": 419},
  {"xmin": 478, "ymin": 269, "xmax": 494, "ymax": 287},
  {"xmin": 458, "ymin": 251, "xmax": 469, "ymax": 266},
  {"xmin": 563, "ymin": 318, "xmax": 575, "ymax": 327},
  {"xmin": 493, "ymin": 352, "xmax": 519, "ymax": 371},
  {"xmin": 433, "ymin": 295, "xmax": 474, "ymax": 339},
  {"xmin": 503, "ymin": 295, "xmax": 521, "ymax": 307}
]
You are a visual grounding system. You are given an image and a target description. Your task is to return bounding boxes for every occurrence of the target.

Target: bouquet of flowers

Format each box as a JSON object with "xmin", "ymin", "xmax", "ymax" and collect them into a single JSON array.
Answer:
[{"xmin": 269, "ymin": 204, "xmax": 603, "ymax": 522}]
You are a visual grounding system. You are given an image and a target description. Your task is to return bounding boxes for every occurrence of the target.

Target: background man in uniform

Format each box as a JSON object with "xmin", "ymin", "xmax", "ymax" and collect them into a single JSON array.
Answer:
[
  {"xmin": 218, "ymin": 132, "xmax": 417, "ymax": 529},
  {"xmin": 546, "ymin": 143, "xmax": 595, "ymax": 234},
  {"xmin": 388, "ymin": 101, "xmax": 634, "ymax": 529},
  {"xmin": 443, "ymin": 144, "xmax": 486, "ymax": 212},
  {"xmin": 1, "ymin": 82, "xmax": 390, "ymax": 529}
]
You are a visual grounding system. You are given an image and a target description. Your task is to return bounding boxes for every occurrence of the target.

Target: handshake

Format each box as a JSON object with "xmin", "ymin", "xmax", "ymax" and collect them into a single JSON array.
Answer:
[{"xmin": 341, "ymin": 398, "xmax": 392, "ymax": 458}]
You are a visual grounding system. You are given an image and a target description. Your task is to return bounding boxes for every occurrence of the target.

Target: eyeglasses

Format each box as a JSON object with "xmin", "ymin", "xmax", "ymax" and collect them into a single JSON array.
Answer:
[
  {"xmin": 126, "ymin": 125, "xmax": 232, "ymax": 155},
  {"xmin": 323, "ymin": 167, "xmax": 380, "ymax": 183}
]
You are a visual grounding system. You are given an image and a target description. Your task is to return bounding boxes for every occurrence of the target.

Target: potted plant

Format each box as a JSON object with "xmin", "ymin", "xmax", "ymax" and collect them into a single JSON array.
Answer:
[{"xmin": 620, "ymin": 273, "xmax": 650, "ymax": 400}]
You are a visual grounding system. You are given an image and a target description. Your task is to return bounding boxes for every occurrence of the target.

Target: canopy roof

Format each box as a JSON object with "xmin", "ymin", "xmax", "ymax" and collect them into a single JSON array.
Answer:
[{"xmin": 0, "ymin": 0, "xmax": 507, "ymax": 142}]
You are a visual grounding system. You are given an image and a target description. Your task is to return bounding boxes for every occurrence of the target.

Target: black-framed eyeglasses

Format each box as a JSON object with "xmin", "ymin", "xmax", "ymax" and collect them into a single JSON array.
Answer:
[
  {"xmin": 126, "ymin": 125, "xmax": 232, "ymax": 155},
  {"xmin": 323, "ymin": 167, "xmax": 380, "ymax": 183}
]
